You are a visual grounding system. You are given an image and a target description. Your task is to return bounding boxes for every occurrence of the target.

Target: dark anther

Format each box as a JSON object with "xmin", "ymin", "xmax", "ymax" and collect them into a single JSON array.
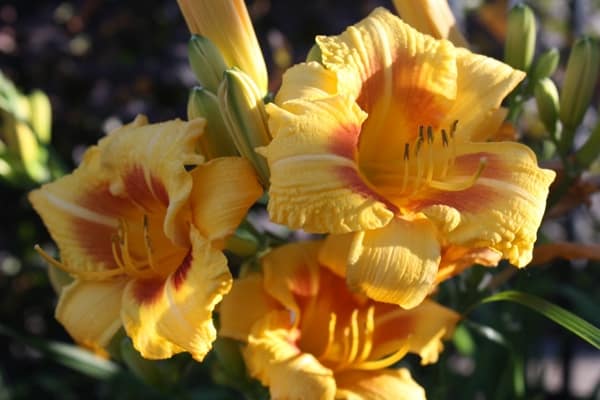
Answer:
[
  {"xmin": 427, "ymin": 126, "xmax": 434, "ymax": 143},
  {"xmin": 441, "ymin": 129, "xmax": 449, "ymax": 147},
  {"xmin": 403, "ymin": 143, "xmax": 410, "ymax": 160}
]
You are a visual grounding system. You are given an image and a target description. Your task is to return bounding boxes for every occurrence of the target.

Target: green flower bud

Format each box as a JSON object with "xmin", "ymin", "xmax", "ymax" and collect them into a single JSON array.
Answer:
[
  {"xmin": 218, "ymin": 68, "xmax": 271, "ymax": 186},
  {"xmin": 187, "ymin": 86, "xmax": 238, "ymax": 159},
  {"xmin": 559, "ymin": 37, "xmax": 600, "ymax": 132},
  {"xmin": 504, "ymin": 4, "xmax": 536, "ymax": 71},
  {"xmin": 534, "ymin": 78, "xmax": 560, "ymax": 133},
  {"xmin": 306, "ymin": 44, "xmax": 322, "ymax": 63},
  {"xmin": 575, "ymin": 121, "xmax": 600, "ymax": 168},
  {"xmin": 532, "ymin": 48, "xmax": 560, "ymax": 80},
  {"xmin": 188, "ymin": 34, "xmax": 228, "ymax": 93},
  {"xmin": 28, "ymin": 90, "xmax": 52, "ymax": 145}
]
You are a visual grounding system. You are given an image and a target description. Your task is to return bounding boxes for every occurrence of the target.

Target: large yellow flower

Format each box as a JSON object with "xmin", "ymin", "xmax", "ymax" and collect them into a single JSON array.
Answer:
[
  {"xmin": 220, "ymin": 241, "xmax": 460, "ymax": 399},
  {"xmin": 29, "ymin": 115, "xmax": 262, "ymax": 360},
  {"xmin": 260, "ymin": 8, "xmax": 555, "ymax": 309}
]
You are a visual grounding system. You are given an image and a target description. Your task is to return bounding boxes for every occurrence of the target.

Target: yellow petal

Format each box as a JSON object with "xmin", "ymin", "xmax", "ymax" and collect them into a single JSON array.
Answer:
[
  {"xmin": 55, "ymin": 278, "xmax": 126, "ymax": 352},
  {"xmin": 366, "ymin": 299, "xmax": 459, "ymax": 365},
  {"xmin": 262, "ymin": 95, "xmax": 394, "ymax": 234},
  {"xmin": 177, "ymin": 0, "xmax": 268, "ymax": 94},
  {"xmin": 335, "ymin": 368, "xmax": 425, "ymax": 400},
  {"xmin": 316, "ymin": 7, "xmax": 458, "ymax": 163},
  {"xmin": 443, "ymin": 48, "xmax": 525, "ymax": 141},
  {"xmin": 392, "ymin": 0, "xmax": 467, "ymax": 47},
  {"xmin": 219, "ymin": 273, "xmax": 276, "ymax": 341},
  {"xmin": 348, "ymin": 218, "xmax": 440, "ymax": 308},
  {"xmin": 261, "ymin": 241, "xmax": 323, "ymax": 317},
  {"xmin": 120, "ymin": 227, "xmax": 231, "ymax": 361},
  {"xmin": 274, "ymin": 62, "xmax": 338, "ymax": 105},
  {"xmin": 436, "ymin": 246, "xmax": 502, "ymax": 284},
  {"xmin": 243, "ymin": 311, "xmax": 336, "ymax": 400},
  {"xmin": 29, "ymin": 147, "xmax": 132, "ymax": 275},
  {"xmin": 189, "ymin": 157, "xmax": 262, "ymax": 241},
  {"xmin": 99, "ymin": 116, "xmax": 205, "ymax": 246},
  {"xmin": 416, "ymin": 141, "xmax": 556, "ymax": 267},
  {"xmin": 318, "ymin": 233, "xmax": 355, "ymax": 277}
]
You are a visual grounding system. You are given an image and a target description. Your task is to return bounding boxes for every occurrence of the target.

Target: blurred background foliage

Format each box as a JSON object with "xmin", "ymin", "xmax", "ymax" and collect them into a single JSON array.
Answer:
[{"xmin": 1, "ymin": 0, "xmax": 600, "ymax": 399}]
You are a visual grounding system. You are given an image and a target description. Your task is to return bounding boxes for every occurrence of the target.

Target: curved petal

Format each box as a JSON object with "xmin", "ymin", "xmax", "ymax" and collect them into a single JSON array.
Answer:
[
  {"xmin": 318, "ymin": 233, "xmax": 355, "ymax": 277},
  {"xmin": 262, "ymin": 95, "xmax": 394, "ymax": 234},
  {"xmin": 190, "ymin": 157, "xmax": 262, "ymax": 241},
  {"xmin": 392, "ymin": 0, "xmax": 467, "ymax": 47},
  {"xmin": 274, "ymin": 62, "xmax": 338, "ymax": 105},
  {"xmin": 335, "ymin": 368, "xmax": 425, "ymax": 400},
  {"xmin": 444, "ymin": 48, "xmax": 525, "ymax": 141},
  {"xmin": 219, "ymin": 273, "xmax": 277, "ymax": 341},
  {"xmin": 436, "ymin": 245, "xmax": 502, "ymax": 284},
  {"xmin": 100, "ymin": 116, "xmax": 205, "ymax": 246},
  {"xmin": 348, "ymin": 218, "xmax": 441, "ymax": 309},
  {"xmin": 29, "ymin": 147, "xmax": 133, "ymax": 275},
  {"xmin": 317, "ymin": 7, "xmax": 457, "ymax": 162},
  {"xmin": 55, "ymin": 278, "xmax": 126, "ymax": 352},
  {"xmin": 416, "ymin": 141, "xmax": 556, "ymax": 266},
  {"xmin": 261, "ymin": 241, "xmax": 323, "ymax": 317},
  {"xmin": 370, "ymin": 299, "xmax": 459, "ymax": 365},
  {"xmin": 121, "ymin": 227, "xmax": 232, "ymax": 361},
  {"xmin": 243, "ymin": 311, "xmax": 336, "ymax": 400}
]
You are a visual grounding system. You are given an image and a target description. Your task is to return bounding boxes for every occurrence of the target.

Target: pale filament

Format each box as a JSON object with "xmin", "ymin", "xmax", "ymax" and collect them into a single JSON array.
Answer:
[
  {"xmin": 317, "ymin": 304, "xmax": 410, "ymax": 372},
  {"xmin": 363, "ymin": 120, "xmax": 487, "ymax": 196},
  {"xmin": 110, "ymin": 216, "xmax": 158, "ymax": 279}
]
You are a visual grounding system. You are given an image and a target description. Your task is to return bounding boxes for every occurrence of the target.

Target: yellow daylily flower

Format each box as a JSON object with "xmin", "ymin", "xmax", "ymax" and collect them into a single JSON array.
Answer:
[
  {"xmin": 177, "ymin": 0, "xmax": 269, "ymax": 94},
  {"xmin": 392, "ymin": 0, "xmax": 468, "ymax": 47},
  {"xmin": 220, "ymin": 241, "xmax": 460, "ymax": 400},
  {"xmin": 260, "ymin": 8, "xmax": 556, "ymax": 309},
  {"xmin": 29, "ymin": 115, "xmax": 262, "ymax": 361}
]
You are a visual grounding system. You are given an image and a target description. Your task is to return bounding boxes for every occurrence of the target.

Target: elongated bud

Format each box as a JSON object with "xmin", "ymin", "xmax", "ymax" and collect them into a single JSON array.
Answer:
[
  {"xmin": 392, "ymin": 0, "xmax": 467, "ymax": 47},
  {"xmin": 15, "ymin": 119, "xmax": 49, "ymax": 182},
  {"xmin": 188, "ymin": 35, "xmax": 228, "ymax": 94},
  {"xmin": 187, "ymin": 86, "xmax": 238, "ymax": 158},
  {"xmin": 575, "ymin": 121, "xmax": 600, "ymax": 167},
  {"xmin": 559, "ymin": 37, "xmax": 600, "ymax": 132},
  {"xmin": 178, "ymin": 0, "xmax": 269, "ymax": 94},
  {"xmin": 218, "ymin": 68, "xmax": 271, "ymax": 186},
  {"xmin": 504, "ymin": 4, "xmax": 536, "ymax": 71},
  {"xmin": 532, "ymin": 48, "xmax": 560, "ymax": 81},
  {"xmin": 28, "ymin": 90, "xmax": 52, "ymax": 144},
  {"xmin": 534, "ymin": 78, "xmax": 560, "ymax": 133}
]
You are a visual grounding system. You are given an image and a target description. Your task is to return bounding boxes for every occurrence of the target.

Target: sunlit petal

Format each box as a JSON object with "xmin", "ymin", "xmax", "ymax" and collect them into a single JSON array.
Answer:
[
  {"xmin": 29, "ymin": 147, "xmax": 132, "ymax": 275},
  {"xmin": 416, "ymin": 141, "xmax": 555, "ymax": 266},
  {"xmin": 443, "ymin": 48, "xmax": 525, "ymax": 141},
  {"xmin": 243, "ymin": 311, "xmax": 336, "ymax": 399},
  {"xmin": 189, "ymin": 157, "xmax": 262, "ymax": 241},
  {"xmin": 99, "ymin": 116, "xmax": 205, "ymax": 246},
  {"xmin": 335, "ymin": 368, "xmax": 425, "ymax": 400},
  {"xmin": 262, "ymin": 94, "xmax": 394, "ymax": 233},
  {"xmin": 55, "ymin": 278, "xmax": 126, "ymax": 352},
  {"xmin": 348, "ymin": 218, "xmax": 440, "ymax": 308},
  {"xmin": 121, "ymin": 227, "xmax": 231, "ymax": 361}
]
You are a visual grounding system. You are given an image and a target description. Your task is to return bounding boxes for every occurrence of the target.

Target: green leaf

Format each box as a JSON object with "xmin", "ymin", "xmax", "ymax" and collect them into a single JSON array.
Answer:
[
  {"xmin": 468, "ymin": 290, "xmax": 600, "ymax": 349},
  {"xmin": 0, "ymin": 323, "xmax": 120, "ymax": 380}
]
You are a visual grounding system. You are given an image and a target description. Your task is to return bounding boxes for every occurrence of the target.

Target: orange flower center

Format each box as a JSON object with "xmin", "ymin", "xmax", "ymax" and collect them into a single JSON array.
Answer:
[{"xmin": 293, "ymin": 268, "xmax": 411, "ymax": 372}]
